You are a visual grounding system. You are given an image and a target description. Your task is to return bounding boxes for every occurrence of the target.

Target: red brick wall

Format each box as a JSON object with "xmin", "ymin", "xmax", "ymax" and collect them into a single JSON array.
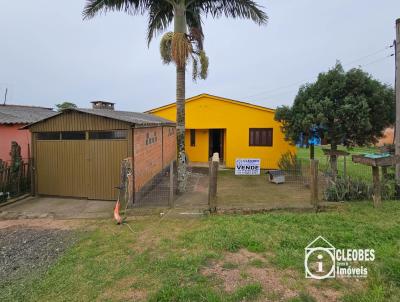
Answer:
[
  {"xmin": 133, "ymin": 126, "xmax": 176, "ymax": 192},
  {"xmin": 162, "ymin": 126, "xmax": 177, "ymax": 168}
]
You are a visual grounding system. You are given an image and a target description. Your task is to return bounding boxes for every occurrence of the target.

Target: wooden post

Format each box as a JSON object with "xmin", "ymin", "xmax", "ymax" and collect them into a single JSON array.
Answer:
[
  {"xmin": 169, "ymin": 162, "xmax": 174, "ymax": 208},
  {"xmin": 208, "ymin": 153, "xmax": 219, "ymax": 213},
  {"xmin": 310, "ymin": 143, "xmax": 315, "ymax": 160},
  {"xmin": 381, "ymin": 166, "xmax": 388, "ymax": 181},
  {"xmin": 310, "ymin": 160, "xmax": 319, "ymax": 208},
  {"xmin": 16, "ymin": 164, "xmax": 22, "ymax": 195},
  {"xmin": 119, "ymin": 157, "xmax": 133, "ymax": 210},
  {"xmin": 372, "ymin": 166, "xmax": 382, "ymax": 207}
]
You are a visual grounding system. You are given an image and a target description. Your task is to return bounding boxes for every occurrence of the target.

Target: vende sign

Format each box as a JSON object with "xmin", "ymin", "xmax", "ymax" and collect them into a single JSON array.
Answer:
[{"xmin": 235, "ymin": 159, "xmax": 261, "ymax": 175}]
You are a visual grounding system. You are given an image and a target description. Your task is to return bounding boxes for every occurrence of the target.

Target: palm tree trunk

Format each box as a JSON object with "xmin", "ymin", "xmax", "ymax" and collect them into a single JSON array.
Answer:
[
  {"xmin": 176, "ymin": 65, "xmax": 187, "ymax": 193},
  {"xmin": 174, "ymin": 2, "xmax": 188, "ymax": 193}
]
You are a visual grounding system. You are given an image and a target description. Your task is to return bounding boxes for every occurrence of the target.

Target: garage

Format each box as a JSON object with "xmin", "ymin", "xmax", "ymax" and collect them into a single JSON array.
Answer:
[{"xmin": 24, "ymin": 101, "xmax": 176, "ymax": 201}]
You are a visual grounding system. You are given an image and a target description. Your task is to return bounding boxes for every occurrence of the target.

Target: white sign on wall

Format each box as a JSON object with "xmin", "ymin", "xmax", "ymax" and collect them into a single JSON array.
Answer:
[{"xmin": 235, "ymin": 158, "xmax": 261, "ymax": 175}]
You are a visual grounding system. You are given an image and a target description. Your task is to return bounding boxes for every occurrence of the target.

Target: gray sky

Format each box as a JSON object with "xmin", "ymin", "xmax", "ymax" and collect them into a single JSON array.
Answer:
[{"xmin": 0, "ymin": 0, "xmax": 399, "ymax": 112}]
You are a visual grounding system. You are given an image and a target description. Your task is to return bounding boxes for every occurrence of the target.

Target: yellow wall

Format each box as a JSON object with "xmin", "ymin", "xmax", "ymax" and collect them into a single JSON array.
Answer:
[
  {"xmin": 185, "ymin": 129, "xmax": 209, "ymax": 163},
  {"xmin": 149, "ymin": 95, "xmax": 295, "ymax": 169}
]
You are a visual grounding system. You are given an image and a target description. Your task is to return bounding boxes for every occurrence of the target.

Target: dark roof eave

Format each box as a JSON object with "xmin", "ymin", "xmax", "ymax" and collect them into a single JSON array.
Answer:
[
  {"xmin": 1, "ymin": 122, "xmax": 29, "ymax": 125},
  {"xmin": 133, "ymin": 123, "xmax": 175, "ymax": 128}
]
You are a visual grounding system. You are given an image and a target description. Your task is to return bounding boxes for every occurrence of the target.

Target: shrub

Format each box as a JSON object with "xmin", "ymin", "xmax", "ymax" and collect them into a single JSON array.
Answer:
[
  {"xmin": 278, "ymin": 152, "xmax": 302, "ymax": 175},
  {"xmin": 324, "ymin": 177, "xmax": 371, "ymax": 202},
  {"xmin": 323, "ymin": 177, "xmax": 396, "ymax": 202}
]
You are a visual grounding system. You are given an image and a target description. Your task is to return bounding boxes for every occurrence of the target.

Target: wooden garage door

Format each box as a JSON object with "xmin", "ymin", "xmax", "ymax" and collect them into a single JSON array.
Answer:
[{"xmin": 36, "ymin": 139, "xmax": 128, "ymax": 200}]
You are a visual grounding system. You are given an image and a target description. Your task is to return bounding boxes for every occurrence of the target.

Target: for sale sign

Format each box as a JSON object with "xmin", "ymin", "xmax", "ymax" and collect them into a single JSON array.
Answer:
[{"xmin": 235, "ymin": 159, "xmax": 261, "ymax": 175}]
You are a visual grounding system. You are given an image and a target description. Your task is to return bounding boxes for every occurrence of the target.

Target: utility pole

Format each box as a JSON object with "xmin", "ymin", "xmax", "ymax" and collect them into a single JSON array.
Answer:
[{"xmin": 396, "ymin": 18, "xmax": 400, "ymax": 185}]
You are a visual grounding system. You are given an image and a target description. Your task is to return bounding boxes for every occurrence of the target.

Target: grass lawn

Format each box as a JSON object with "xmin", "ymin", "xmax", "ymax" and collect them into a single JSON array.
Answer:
[
  {"xmin": 2, "ymin": 202, "xmax": 400, "ymax": 302},
  {"xmin": 296, "ymin": 145, "xmax": 379, "ymax": 181}
]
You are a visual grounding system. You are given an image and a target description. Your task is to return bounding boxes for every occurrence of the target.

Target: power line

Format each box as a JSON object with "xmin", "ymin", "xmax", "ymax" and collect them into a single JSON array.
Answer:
[
  {"xmin": 355, "ymin": 53, "xmax": 394, "ymax": 68},
  {"xmin": 240, "ymin": 44, "xmax": 394, "ymax": 100},
  {"xmin": 342, "ymin": 45, "xmax": 392, "ymax": 66},
  {"xmin": 254, "ymin": 53, "xmax": 394, "ymax": 102},
  {"xmin": 241, "ymin": 78, "xmax": 311, "ymax": 99}
]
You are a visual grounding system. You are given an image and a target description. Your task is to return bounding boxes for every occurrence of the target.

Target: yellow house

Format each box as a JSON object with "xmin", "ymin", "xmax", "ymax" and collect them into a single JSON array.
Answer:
[{"xmin": 147, "ymin": 94, "xmax": 295, "ymax": 169}]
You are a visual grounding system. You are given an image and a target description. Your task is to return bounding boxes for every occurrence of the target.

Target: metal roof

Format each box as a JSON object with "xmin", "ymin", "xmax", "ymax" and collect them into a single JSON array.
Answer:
[
  {"xmin": 21, "ymin": 107, "xmax": 175, "ymax": 129},
  {"xmin": 72, "ymin": 108, "xmax": 175, "ymax": 126},
  {"xmin": 0, "ymin": 104, "xmax": 56, "ymax": 124}
]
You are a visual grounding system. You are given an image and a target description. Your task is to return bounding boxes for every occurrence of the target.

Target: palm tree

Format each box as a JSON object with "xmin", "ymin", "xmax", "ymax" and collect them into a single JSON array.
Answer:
[{"xmin": 83, "ymin": 0, "xmax": 268, "ymax": 193}]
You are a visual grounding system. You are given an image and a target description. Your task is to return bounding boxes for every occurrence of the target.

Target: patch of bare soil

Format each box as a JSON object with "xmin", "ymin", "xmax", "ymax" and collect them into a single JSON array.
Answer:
[
  {"xmin": 0, "ymin": 218, "xmax": 83, "ymax": 230},
  {"xmin": 201, "ymin": 248, "xmax": 359, "ymax": 302}
]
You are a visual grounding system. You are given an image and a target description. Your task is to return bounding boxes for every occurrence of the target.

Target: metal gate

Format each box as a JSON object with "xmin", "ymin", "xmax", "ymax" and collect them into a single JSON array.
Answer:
[{"xmin": 36, "ymin": 139, "xmax": 127, "ymax": 200}]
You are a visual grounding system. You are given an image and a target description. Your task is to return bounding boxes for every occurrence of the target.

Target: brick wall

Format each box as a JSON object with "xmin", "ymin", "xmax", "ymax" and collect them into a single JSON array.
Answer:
[
  {"xmin": 133, "ymin": 126, "xmax": 176, "ymax": 192},
  {"xmin": 162, "ymin": 126, "xmax": 177, "ymax": 168}
]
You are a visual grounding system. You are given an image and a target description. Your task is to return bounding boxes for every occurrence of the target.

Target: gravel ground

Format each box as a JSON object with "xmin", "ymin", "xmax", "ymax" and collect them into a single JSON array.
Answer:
[{"xmin": 0, "ymin": 225, "xmax": 75, "ymax": 288}]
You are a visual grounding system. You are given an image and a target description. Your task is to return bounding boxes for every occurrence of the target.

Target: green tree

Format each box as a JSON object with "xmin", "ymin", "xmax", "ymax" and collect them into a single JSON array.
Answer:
[
  {"xmin": 275, "ymin": 63, "xmax": 395, "ymax": 178},
  {"xmin": 56, "ymin": 102, "xmax": 77, "ymax": 112},
  {"xmin": 83, "ymin": 0, "xmax": 268, "ymax": 193}
]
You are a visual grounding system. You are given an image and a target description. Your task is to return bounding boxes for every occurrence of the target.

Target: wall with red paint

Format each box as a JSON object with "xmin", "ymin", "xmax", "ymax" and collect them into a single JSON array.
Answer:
[{"xmin": 0, "ymin": 124, "xmax": 30, "ymax": 161}]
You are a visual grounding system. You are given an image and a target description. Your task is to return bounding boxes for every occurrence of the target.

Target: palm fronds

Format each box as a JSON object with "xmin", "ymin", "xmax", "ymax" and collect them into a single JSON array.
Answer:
[
  {"xmin": 82, "ymin": 0, "xmax": 149, "ymax": 20},
  {"xmin": 147, "ymin": 1, "xmax": 174, "ymax": 45},
  {"xmin": 188, "ymin": 0, "xmax": 268, "ymax": 25},
  {"xmin": 84, "ymin": 0, "xmax": 267, "ymax": 82}
]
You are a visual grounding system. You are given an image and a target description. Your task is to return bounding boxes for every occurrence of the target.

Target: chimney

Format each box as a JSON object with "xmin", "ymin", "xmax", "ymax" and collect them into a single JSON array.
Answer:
[{"xmin": 91, "ymin": 101, "xmax": 115, "ymax": 110}]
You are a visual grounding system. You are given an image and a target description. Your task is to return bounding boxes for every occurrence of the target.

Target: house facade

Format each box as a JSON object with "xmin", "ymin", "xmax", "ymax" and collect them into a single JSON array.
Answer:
[
  {"xmin": 0, "ymin": 105, "xmax": 56, "ymax": 161},
  {"xmin": 148, "ymin": 94, "xmax": 295, "ymax": 169},
  {"xmin": 24, "ymin": 102, "xmax": 176, "ymax": 201}
]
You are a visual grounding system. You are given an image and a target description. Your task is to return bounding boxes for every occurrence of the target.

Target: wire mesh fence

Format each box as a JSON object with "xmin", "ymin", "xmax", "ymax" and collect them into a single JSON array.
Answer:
[
  {"xmin": 129, "ymin": 161, "xmax": 211, "ymax": 209},
  {"xmin": 216, "ymin": 158, "xmax": 313, "ymax": 210},
  {"xmin": 318, "ymin": 157, "xmax": 399, "ymax": 202},
  {"xmin": 131, "ymin": 161, "xmax": 175, "ymax": 208},
  {"xmin": 126, "ymin": 152, "xmax": 399, "ymax": 211}
]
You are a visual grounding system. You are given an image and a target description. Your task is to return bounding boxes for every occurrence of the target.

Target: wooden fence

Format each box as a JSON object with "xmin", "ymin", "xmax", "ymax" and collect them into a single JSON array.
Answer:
[{"xmin": 0, "ymin": 159, "xmax": 31, "ymax": 203}]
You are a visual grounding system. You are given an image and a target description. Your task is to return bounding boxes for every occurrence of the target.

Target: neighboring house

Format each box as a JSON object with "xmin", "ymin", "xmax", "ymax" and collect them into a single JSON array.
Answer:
[
  {"xmin": 147, "ymin": 94, "xmax": 295, "ymax": 169},
  {"xmin": 376, "ymin": 127, "xmax": 394, "ymax": 146},
  {"xmin": 23, "ymin": 101, "xmax": 176, "ymax": 201},
  {"xmin": 0, "ymin": 104, "xmax": 56, "ymax": 161}
]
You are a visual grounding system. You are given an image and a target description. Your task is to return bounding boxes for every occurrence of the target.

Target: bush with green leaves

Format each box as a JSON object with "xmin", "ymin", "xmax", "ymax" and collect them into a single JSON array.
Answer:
[
  {"xmin": 278, "ymin": 152, "xmax": 302, "ymax": 175},
  {"xmin": 324, "ymin": 177, "xmax": 371, "ymax": 201},
  {"xmin": 324, "ymin": 176, "xmax": 396, "ymax": 202}
]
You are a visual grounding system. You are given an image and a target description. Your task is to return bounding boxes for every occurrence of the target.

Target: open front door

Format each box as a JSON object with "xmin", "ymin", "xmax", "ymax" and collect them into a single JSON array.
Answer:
[{"xmin": 209, "ymin": 129, "xmax": 224, "ymax": 162}]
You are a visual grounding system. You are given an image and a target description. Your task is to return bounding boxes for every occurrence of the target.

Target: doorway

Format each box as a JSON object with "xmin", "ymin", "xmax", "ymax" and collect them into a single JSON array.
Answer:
[{"xmin": 209, "ymin": 129, "xmax": 224, "ymax": 161}]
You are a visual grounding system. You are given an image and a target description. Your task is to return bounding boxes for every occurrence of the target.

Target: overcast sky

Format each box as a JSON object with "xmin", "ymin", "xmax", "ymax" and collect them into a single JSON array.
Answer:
[{"xmin": 0, "ymin": 0, "xmax": 399, "ymax": 112}]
